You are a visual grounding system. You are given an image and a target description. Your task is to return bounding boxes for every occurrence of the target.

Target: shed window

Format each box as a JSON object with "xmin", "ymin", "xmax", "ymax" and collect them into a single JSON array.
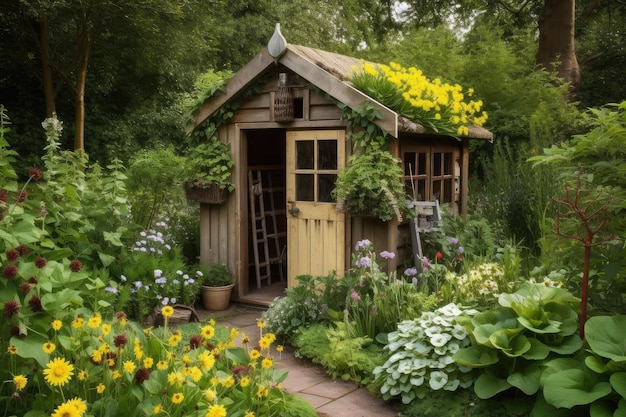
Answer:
[
  {"xmin": 294, "ymin": 138, "xmax": 338, "ymax": 202},
  {"xmin": 403, "ymin": 146, "xmax": 458, "ymax": 204}
]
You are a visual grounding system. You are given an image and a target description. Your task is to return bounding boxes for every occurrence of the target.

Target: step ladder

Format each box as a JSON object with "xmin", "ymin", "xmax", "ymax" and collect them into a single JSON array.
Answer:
[
  {"xmin": 409, "ymin": 200, "xmax": 442, "ymax": 263},
  {"xmin": 248, "ymin": 169, "xmax": 286, "ymax": 289}
]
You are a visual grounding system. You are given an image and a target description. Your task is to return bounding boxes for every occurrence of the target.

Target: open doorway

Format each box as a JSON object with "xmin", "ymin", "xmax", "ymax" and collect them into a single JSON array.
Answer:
[{"xmin": 244, "ymin": 129, "xmax": 287, "ymax": 303}]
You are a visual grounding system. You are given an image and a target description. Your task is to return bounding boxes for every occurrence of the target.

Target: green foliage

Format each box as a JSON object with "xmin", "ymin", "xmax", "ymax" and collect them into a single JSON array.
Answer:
[
  {"xmin": 125, "ymin": 147, "xmax": 187, "ymax": 229},
  {"xmin": 197, "ymin": 262, "xmax": 234, "ymax": 287},
  {"xmin": 453, "ymin": 283, "xmax": 582, "ymax": 404},
  {"xmin": 262, "ymin": 275, "xmax": 324, "ymax": 344},
  {"xmin": 373, "ymin": 303, "xmax": 478, "ymax": 404},
  {"xmin": 183, "ymin": 136, "xmax": 235, "ymax": 191}
]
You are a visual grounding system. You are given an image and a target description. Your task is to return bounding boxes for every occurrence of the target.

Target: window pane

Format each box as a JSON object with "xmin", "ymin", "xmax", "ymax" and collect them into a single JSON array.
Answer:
[
  {"xmin": 432, "ymin": 180, "xmax": 442, "ymax": 201},
  {"xmin": 418, "ymin": 153, "xmax": 427, "ymax": 175},
  {"xmin": 318, "ymin": 140, "xmax": 337, "ymax": 170},
  {"xmin": 318, "ymin": 174, "xmax": 336, "ymax": 202},
  {"xmin": 296, "ymin": 141, "xmax": 314, "ymax": 169},
  {"xmin": 444, "ymin": 153, "xmax": 452, "ymax": 175},
  {"xmin": 443, "ymin": 179, "xmax": 452, "ymax": 203},
  {"xmin": 433, "ymin": 153, "xmax": 442, "ymax": 177},
  {"xmin": 404, "ymin": 152, "xmax": 416, "ymax": 176},
  {"xmin": 296, "ymin": 174, "xmax": 314, "ymax": 201}
]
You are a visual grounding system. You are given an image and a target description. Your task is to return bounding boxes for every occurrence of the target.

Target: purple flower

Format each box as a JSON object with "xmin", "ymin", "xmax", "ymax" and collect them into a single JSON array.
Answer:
[
  {"xmin": 458, "ymin": 246, "xmax": 465, "ymax": 254},
  {"xmin": 448, "ymin": 237, "xmax": 458, "ymax": 245},
  {"xmin": 380, "ymin": 251, "xmax": 395, "ymax": 260},
  {"xmin": 355, "ymin": 256, "xmax": 371, "ymax": 268},
  {"xmin": 155, "ymin": 277, "xmax": 167, "ymax": 285},
  {"xmin": 134, "ymin": 281, "xmax": 143, "ymax": 289},
  {"xmin": 105, "ymin": 286, "xmax": 118, "ymax": 294},
  {"xmin": 412, "ymin": 277, "xmax": 418, "ymax": 286},
  {"xmin": 171, "ymin": 298, "xmax": 176, "ymax": 304},
  {"xmin": 162, "ymin": 297, "xmax": 169, "ymax": 305},
  {"xmin": 404, "ymin": 267, "xmax": 418, "ymax": 277},
  {"xmin": 350, "ymin": 290, "xmax": 361, "ymax": 302},
  {"xmin": 354, "ymin": 239, "xmax": 371, "ymax": 251}
]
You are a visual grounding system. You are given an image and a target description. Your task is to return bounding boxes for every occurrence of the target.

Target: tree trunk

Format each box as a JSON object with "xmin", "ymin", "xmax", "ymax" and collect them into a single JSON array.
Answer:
[
  {"xmin": 536, "ymin": 0, "xmax": 580, "ymax": 98},
  {"xmin": 73, "ymin": 23, "xmax": 92, "ymax": 151},
  {"xmin": 40, "ymin": 15, "xmax": 56, "ymax": 118}
]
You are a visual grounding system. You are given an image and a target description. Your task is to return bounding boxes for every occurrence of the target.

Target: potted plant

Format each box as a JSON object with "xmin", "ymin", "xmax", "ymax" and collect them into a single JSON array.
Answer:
[
  {"xmin": 333, "ymin": 148, "xmax": 409, "ymax": 222},
  {"xmin": 199, "ymin": 263, "xmax": 235, "ymax": 311},
  {"xmin": 183, "ymin": 135, "xmax": 235, "ymax": 204}
]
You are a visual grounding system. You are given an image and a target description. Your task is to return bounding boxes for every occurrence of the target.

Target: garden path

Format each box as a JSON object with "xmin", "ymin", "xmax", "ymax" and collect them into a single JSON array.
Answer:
[{"xmin": 196, "ymin": 305, "xmax": 399, "ymax": 417}]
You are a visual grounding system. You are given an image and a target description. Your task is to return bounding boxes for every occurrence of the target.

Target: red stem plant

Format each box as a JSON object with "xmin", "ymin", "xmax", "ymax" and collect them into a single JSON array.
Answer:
[{"xmin": 552, "ymin": 170, "xmax": 614, "ymax": 339}]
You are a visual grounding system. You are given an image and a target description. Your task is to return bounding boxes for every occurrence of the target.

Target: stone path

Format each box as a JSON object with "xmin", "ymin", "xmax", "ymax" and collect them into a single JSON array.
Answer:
[{"xmin": 196, "ymin": 305, "xmax": 399, "ymax": 417}]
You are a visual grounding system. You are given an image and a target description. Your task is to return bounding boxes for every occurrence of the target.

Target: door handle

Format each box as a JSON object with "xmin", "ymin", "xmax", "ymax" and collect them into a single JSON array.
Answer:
[{"xmin": 287, "ymin": 201, "xmax": 300, "ymax": 216}]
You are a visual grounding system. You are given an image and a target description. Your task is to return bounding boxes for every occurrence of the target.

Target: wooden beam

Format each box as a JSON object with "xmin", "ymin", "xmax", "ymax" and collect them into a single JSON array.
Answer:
[
  {"xmin": 279, "ymin": 49, "xmax": 399, "ymax": 138},
  {"xmin": 188, "ymin": 49, "xmax": 276, "ymax": 132}
]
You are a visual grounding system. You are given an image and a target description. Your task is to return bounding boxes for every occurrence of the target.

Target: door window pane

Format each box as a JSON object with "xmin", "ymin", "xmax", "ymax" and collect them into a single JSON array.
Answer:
[
  {"xmin": 296, "ymin": 141, "xmax": 314, "ymax": 169},
  {"xmin": 318, "ymin": 174, "xmax": 336, "ymax": 202},
  {"xmin": 318, "ymin": 140, "xmax": 337, "ymax": 170},
  {"xmin": 296, "ymin": 174, "xmax": 314, "ymax": 201}
]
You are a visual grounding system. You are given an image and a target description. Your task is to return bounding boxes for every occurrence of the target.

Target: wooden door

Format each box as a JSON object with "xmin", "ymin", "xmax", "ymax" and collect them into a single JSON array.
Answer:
[{"xmin": 286, "ymin": 130, "xmax": 345, "ymax": 286}]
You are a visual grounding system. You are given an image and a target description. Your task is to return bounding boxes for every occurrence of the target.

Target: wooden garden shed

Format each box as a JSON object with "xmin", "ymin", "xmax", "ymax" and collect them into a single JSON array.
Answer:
[{"xmin": 189, "ymin": 25, "xmax": 493, "ymax": 306}]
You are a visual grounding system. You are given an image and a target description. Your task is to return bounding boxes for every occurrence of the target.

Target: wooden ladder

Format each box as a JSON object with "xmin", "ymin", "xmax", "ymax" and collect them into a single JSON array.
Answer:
[
  {"xmin": 409, "ymin": 200, "xmax": 442, "ymax": 263},
  {"xmin": 248, "ymin": 169, "xmax": 286, "ymax": 289}
]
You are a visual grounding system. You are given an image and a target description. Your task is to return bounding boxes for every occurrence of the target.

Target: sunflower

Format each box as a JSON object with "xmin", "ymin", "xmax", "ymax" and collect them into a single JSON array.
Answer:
[{"xmin": 44, "ymin": 357, "xmax": 74, "ymax": 386}]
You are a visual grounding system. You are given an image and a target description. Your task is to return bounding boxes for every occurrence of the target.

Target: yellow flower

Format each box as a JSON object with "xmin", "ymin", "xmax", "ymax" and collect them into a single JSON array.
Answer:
[
  {"xmin": 244, "ymin": 412, "xmax": 255, "ymax": 417},
  {"xmin": 168, "ymin": 333, "xmax": 182, "ymax": 346},
  {"xmin": 276, "ymin": 345, "xmax": 284, "ymax": 353},
  {"xmin": 44, "ymin": 357, "xmax": 74, "ymax": 386},
  {"xmin": 157, "ymin": 360, "xmax": 168, "ymax": 370},
  {"xmin": 112, "ymin": 371, "xmax": 122, "ymax": 380},
  {"xmin": 171, "ymin": 392, "xmax": 184, "ymax": 404},
  {"xmin": 101, "ymin": 323, "xmax": 111, "ymax": 336},
  {"xmin": 72, "ymin": 317, "xmax": 85, "ymax": 328},
  {"xmin": 88, "ymin": 313, "xmax": 102, "ymax": 329},
  {"xmin": 190, "ymin": 366, "xmax": 202, "ymax": 382},
  {"xmin": 43, "ymin": 341, "xmax": 56, "ymax": 354},
  {"xmin": 249, "ymin": 349, "xmax": 260, "ymax": 360},
  {"xmin": 168, "ymin": 371, "xmax": 184, "ymax": 386},
  {"xmin": 256, "ymin": 385, "xmax": 268, "ymax": 398},
  {"xmin": 143, "ymin": 357, "xmax": 154, "ymax": 369},
  {"xmin": 78, "ymin": 370, "xmax": 89, "ymax": 381},
  {"xmin": 96, "ymin": 383, "xmax": 106, "ymax": 394},
  {"xmin": 206, "ymin": 404, "xmax": 227, "ymax": 417},
  {"xmin": 261, "ymin": 357, "xmax": 273, "ymax": 369},
  {"xmin": 161, "ymin": 305, "xmax": 174, "ymax": 318},
  {"xmin": 52, "ymin": 319, "xmax": 62, "ymax": 331},
  {"xmin": 7, "ymin": 345, "xmax": 18, "ymax": 354},
  {"xmin": 51, "ymin": 401, "xmax": 79, "ymax": 417},
  {"xmin": 240, "ymin": 376, "xmax": 250, "ymax": 387},
  {"xmin": 256, "ymin": 319, "xmax": 266, "ymax": 329},
  {"xmin": 123, "ymin": 360, "xmax": 136, "ymax": 374},
  {"xmin": 201, "ymin": 325, "xmax": 215, "ymax": 340},
  {"xmin": 153, "ymin": 404, "xmax": 162, "ymax": 414},
  {"xmin": 258, "ymin": 337, "xmax": 271, "ymax": 350},
  {"xmin": 13, "ymin": 374, "xmax": 27, "ymax": 391},
  {"xmin": 221, "ymin": 375, "xmax": 235, "ymax": 388},
  {"xmin": 67, "ymin": 398, "xmax": 87, "ymax": 415},
  {"xmin": 204, "ymin": 388, "xmax": 216, "ymax": 402}
]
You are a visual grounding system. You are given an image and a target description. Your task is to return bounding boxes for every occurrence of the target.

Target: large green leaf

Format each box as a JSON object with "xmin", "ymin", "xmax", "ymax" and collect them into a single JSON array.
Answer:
[
  {"xmin": 543, "ymin": 369, "xmax": 612, "ymax": 408},
  {"xmin": 11, "ymin": 333, "xmax": 48, "ymax": 367},
  {"xmin": 611, "ymin": 372, "xmax": 626, "ymax": 399},
  {"xmin": 453, "ymin": 345, "xmax": 499, "ymax": 367},
  {"xmin": 491, "ymin": 333, "xmax": 531, "ymax": 357},
  {"xmin": 522, "ymin": 338, "xmax": 550, "ymax": 360},
  {"xmin": 544, "ymin": 333, "xmax": 583, "ymax": 355},
  {"xmin": 474, "ymin": 371, "xmax": 511, "ymax": 399},
  {"xmin": 586, "ymin": 315, "xmax": 626, "ymax": 362},
  {"xmin": 507, "ymin": 363, "xmax": 542, "ymax": 395}
]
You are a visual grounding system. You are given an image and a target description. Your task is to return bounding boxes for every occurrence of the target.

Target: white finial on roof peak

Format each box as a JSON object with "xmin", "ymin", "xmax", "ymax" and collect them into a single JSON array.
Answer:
[{"xmin": 268, "ymin": 23, "xmax": 287, "ymax": 61}]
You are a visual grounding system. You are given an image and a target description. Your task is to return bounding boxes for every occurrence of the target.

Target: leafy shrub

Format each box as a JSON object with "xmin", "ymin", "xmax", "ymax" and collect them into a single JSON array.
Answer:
[
  {"xmin": 373, "ymin": 303, "xmax": 478, "ymax": 404},
  {"xmin": 453, "ymin": 283, "xmax": 582, "ymax": 403}
]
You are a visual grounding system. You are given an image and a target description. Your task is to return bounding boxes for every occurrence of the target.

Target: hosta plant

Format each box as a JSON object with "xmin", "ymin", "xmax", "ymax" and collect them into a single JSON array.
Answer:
[
  {"xmin": 373, "ymin": 303, "xmax": 478, "ymax": 404},
  {"xmin": 453, "ymin": 282, "xmax": 582, "ymax": 401},
  {"xmin": 538, "ymin": 314, "xmax": 626, "ymax": 416}
]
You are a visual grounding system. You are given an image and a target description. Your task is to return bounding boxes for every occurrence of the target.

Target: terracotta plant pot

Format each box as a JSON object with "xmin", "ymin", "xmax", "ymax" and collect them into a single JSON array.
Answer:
[{"xmin": 200, "ymin": 284, "xmax": 235, "ymax": 311}]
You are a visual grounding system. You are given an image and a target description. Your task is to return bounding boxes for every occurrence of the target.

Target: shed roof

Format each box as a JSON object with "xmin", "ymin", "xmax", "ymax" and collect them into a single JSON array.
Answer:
[{"xmin": 190, "ymin": 30, "xmax": 493, "ymax": 141}]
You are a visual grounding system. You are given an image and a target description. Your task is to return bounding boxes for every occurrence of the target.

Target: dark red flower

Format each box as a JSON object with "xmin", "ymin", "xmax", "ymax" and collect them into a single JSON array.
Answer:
[
  {"xmin": 34, "ymin": 256, "xmax": 46, "ymax": 268},
  {"xmin": 135, "ymin": 368, "xmax": 151, "ymax": 384},
  {"xmin": 6, "ymin": 249, "xmax": 19, "ymax": 262},
  {"xmin": 28, "ymin": 295, "xmax": 42, "ymax": 312},
  {"xmin": 28, "ymin": 167, "xmax": 42, "ymax": 181},
  {"xmin": 436, "ymin": 251, "xmax": 443, "ymax": 260},
  {"xmin": 69, "ymin": 259, "xmax": 82, "ymax": 272},
  {"xmin": 17, "ymin": 245, "xmax": 29, "ymax": 257},
  {"xmin": 232, "ymin": 365, "xmax": 248, "ymax": 377},
  {"xmin": 115, "ymin": 311, "xmax": 127, "ymax": 320},
  {"xmin": 19, "ymin": 282, "xmax": 31, "ymax": 295},
  {"xmin": 3, "ymin": 300, "xmax": 20, "ymax": 318},
  {"xmin": 16, "ymin": 190, "xmax": 27, "ymax": 203},
  {"xmin": 27, "ymin": 276, "xmax": 37, "ymax": 284},
  {"xmin": 113, "ymin": 333, "xmax": 128, "ymax": 349},
  {"xmin": 0, "ymin": 190, "xmax": 7, "ymax": 202},
  {"xmin": 106, "ymin": 352, "xmax": 117, "ymax": 369},
  {"xmin": 189, "ymin": 334, "xmax": 202, "ymax": 350},
  {"xmin": 3, "ymin": 264, "xmax": 18, "ymax": 279}
]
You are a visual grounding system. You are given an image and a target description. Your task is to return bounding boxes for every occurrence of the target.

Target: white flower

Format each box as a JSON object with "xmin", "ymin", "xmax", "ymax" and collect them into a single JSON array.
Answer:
[{"xmin": 154, "ymin": 269, "xmax": 163, "ymax": 278}]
